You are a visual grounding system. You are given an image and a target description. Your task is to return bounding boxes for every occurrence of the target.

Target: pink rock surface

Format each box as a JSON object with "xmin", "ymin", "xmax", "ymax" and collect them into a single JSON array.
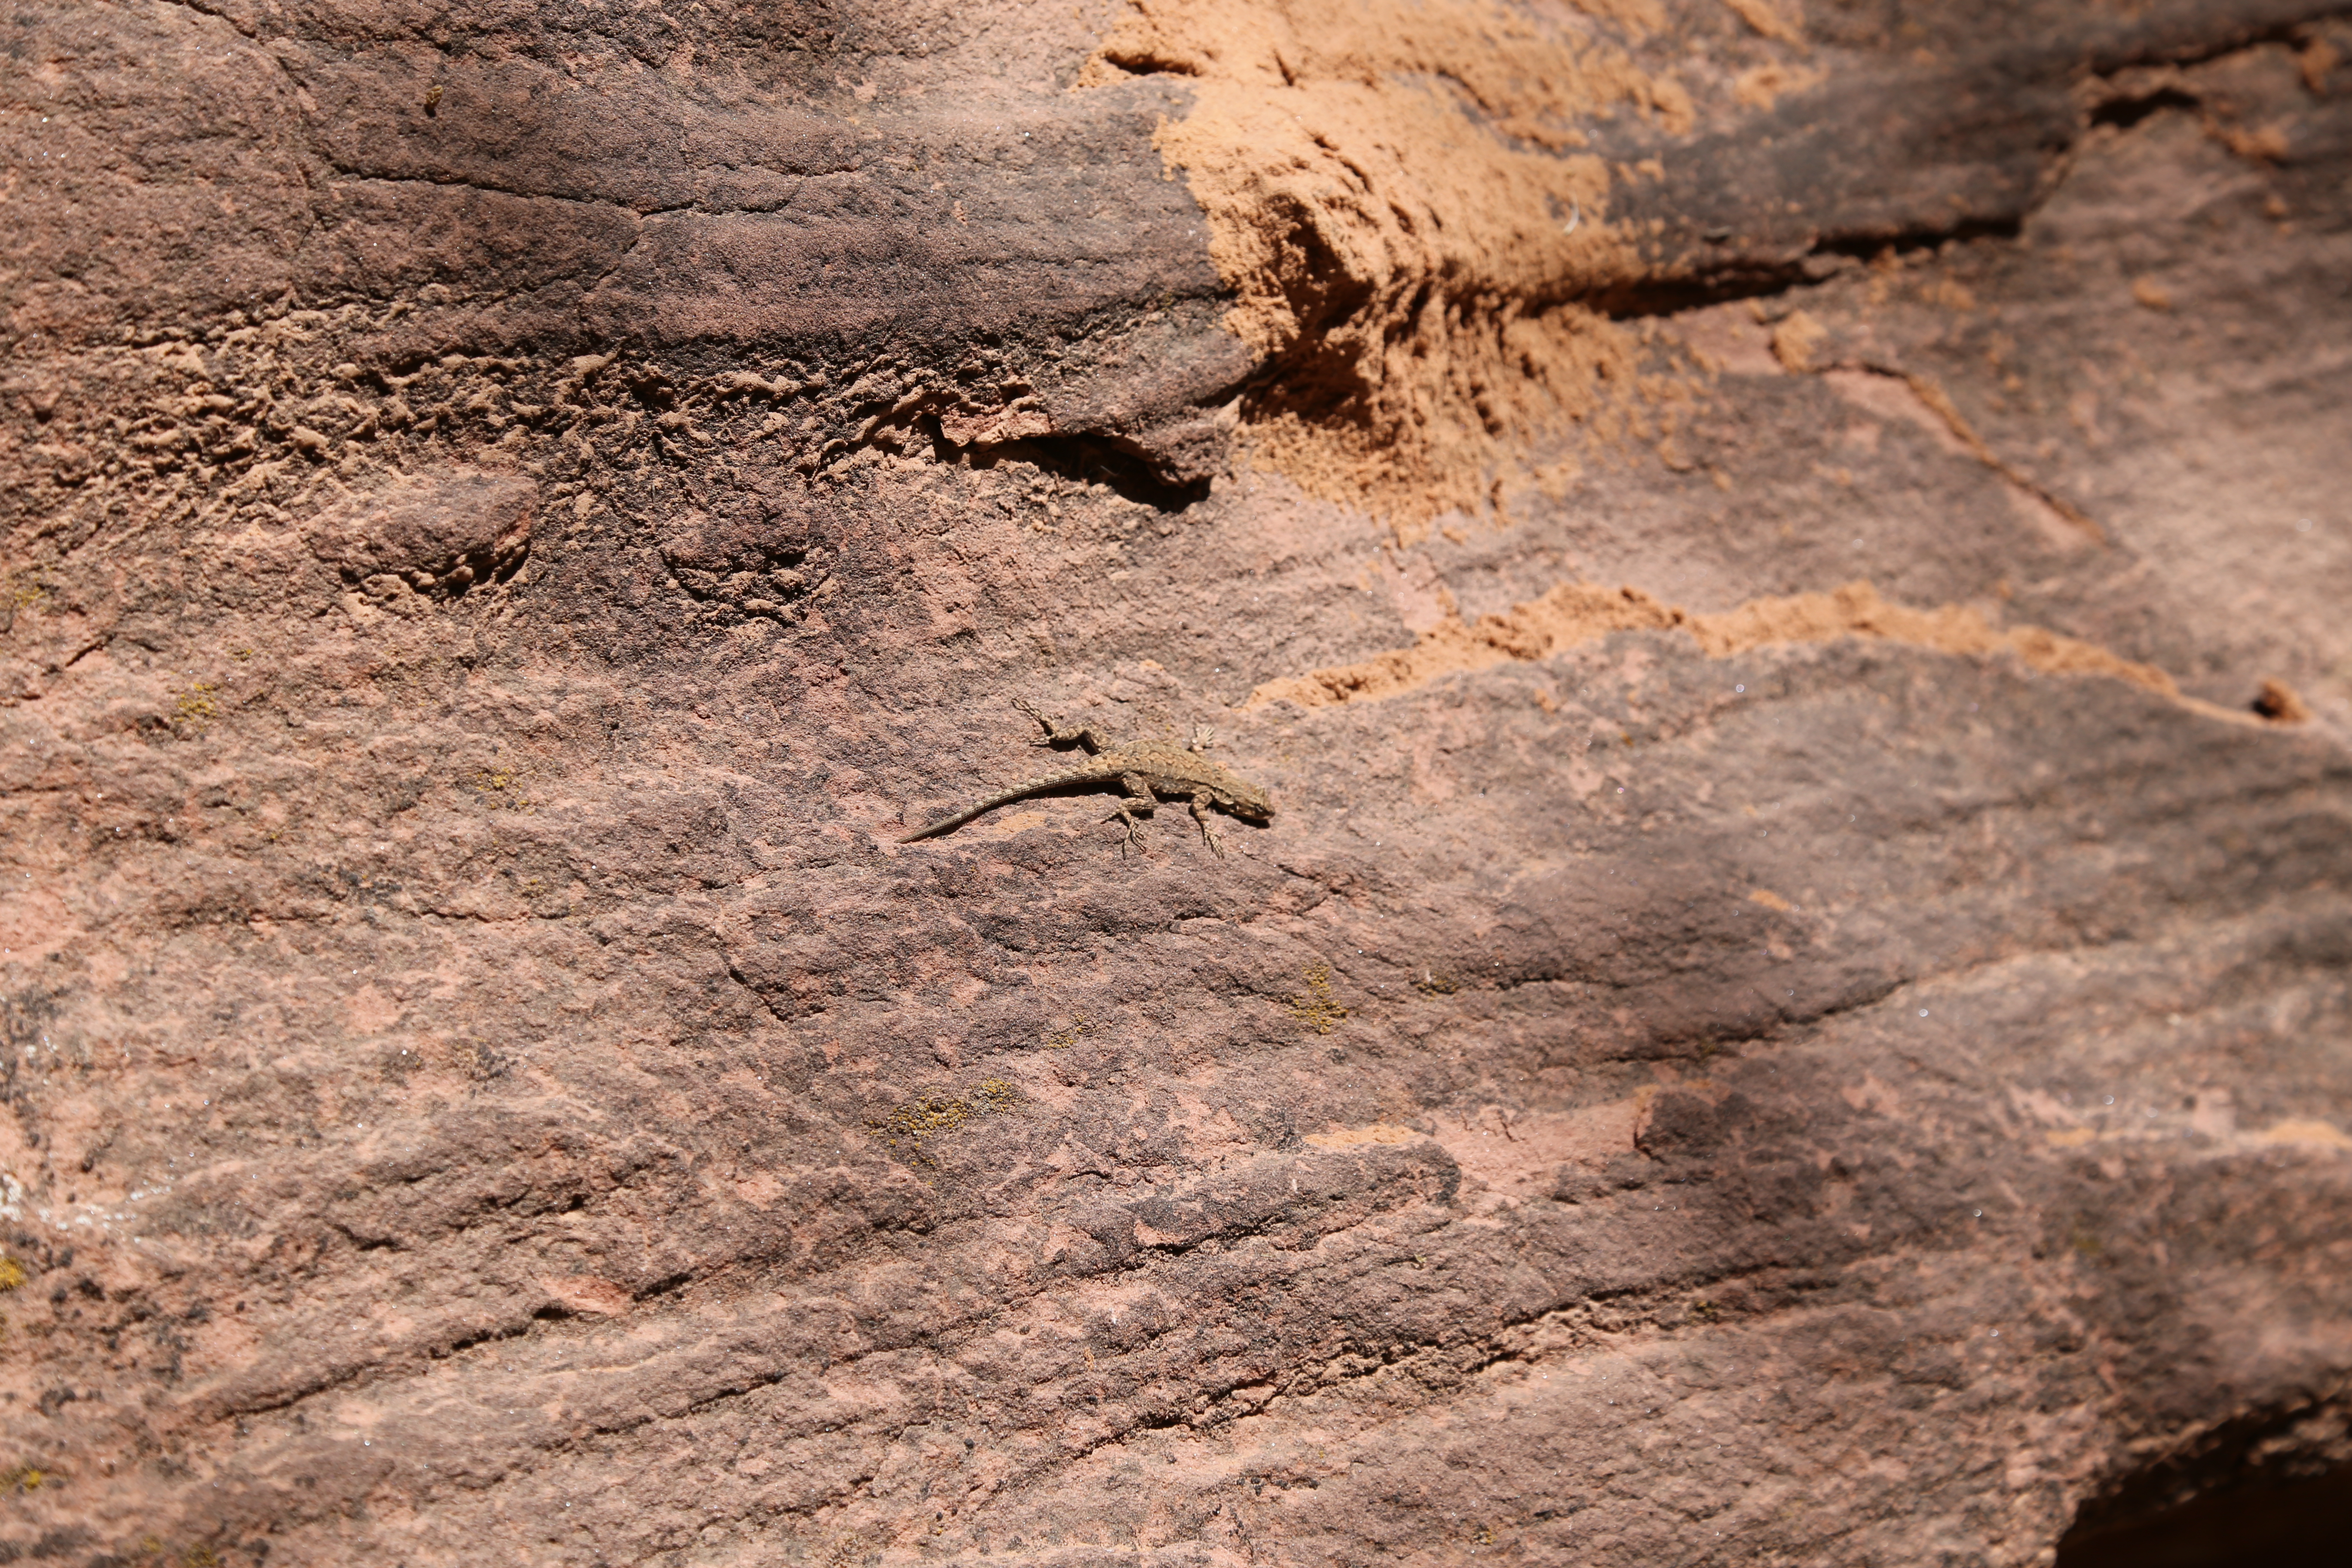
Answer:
[{"xmin": 2, "ymin": 2, "xmax": 2349, "ymax": 1564}]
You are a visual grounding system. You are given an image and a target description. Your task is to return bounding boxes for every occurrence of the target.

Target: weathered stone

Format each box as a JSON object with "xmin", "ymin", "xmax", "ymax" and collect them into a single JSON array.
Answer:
[{"xmin": 1, "ymin": 1, "xmax": 2348, "ymax": 1564}]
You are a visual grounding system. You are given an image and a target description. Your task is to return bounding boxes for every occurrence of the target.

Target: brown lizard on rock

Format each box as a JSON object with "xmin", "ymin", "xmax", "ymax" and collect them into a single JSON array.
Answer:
[{"xmin": 900, "ymin": 700, "xmax": 1274, "ymax": 856}]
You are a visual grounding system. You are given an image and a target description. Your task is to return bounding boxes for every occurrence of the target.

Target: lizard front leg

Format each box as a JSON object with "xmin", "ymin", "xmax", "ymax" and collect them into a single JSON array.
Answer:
[
  {"xmin": 1014, "ymin": 697, "xmax": 1108, "ymax": 756},
  {"xmin": 1111, "ymin": 772, "xmax": 1159, "ymax": 854},
  {"xmin": 1186, "ymin": 793, "xmax": 1227, "ymax": 858}
]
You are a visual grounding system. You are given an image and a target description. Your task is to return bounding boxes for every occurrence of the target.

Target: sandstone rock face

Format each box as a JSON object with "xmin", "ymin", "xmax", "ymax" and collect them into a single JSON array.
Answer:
[
  {"xmin": 3, "ymin": 2, "xmax": 2350, "ymax": 1565},
  {"xmin": 305, "ymin": 472, "xmax": 536, "ymax": 600}
]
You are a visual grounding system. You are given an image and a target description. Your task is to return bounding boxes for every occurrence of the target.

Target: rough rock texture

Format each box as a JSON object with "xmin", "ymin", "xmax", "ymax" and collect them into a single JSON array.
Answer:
[{"xmin": 3, "ymin": 1, "xmax": 2351, "ymax": 1565}]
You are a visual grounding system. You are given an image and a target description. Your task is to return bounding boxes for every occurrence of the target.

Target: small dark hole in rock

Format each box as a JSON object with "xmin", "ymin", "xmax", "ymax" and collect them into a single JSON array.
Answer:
[
  {"xmin": 2089, "ymin": 87, "xmax": 2200, "ymax": 130},
  {"xmin": 2251, "ymin": 678, "xmax": 2309, "ymax": 723}
]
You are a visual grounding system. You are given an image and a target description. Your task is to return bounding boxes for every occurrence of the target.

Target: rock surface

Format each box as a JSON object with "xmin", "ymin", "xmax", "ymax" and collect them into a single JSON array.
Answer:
[{"xmin": 3, "ymin": 1, "xmax": 2350, "ymax": 1564}]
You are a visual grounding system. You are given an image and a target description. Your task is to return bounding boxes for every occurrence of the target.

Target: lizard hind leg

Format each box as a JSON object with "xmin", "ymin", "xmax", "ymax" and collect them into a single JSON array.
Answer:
[
  {"xmin": 1111, "ymin": 772, "xmax": 1159, "ymax": 856},
  {"xmin": 1187, "ymin": 793, "xmax": 1227, "ymax": 858}
]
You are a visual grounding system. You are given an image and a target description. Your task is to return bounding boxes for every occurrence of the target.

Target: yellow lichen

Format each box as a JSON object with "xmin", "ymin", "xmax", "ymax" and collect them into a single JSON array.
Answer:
[
  {"xmin": 1, "ymin": 1463, "xmax": 50, "ymax": 1493},
  {"xmin": 173, "ymin": 682, "xmax": 219, "ymax": 729},
  {"xmin": 867, "ymin": 1078, "xmax": 1021, "ymax": 1166},
  {"xmin": 467, "ymin": 766, "xmax": 536, "ymax": 812},
  {"xmin": 1288, "ymin": 964, "xmax": 1349, "ymax": 1035},
  {"xmin": 0, "ymin": 1256, "xmax": 25, "ymax": 1291}
]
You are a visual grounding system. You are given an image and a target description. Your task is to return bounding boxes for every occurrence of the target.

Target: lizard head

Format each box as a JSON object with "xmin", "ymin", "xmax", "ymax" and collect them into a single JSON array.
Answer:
[{"xmin": 1222, "ymin": 780, "xmax": 1275, "ymax": 822}]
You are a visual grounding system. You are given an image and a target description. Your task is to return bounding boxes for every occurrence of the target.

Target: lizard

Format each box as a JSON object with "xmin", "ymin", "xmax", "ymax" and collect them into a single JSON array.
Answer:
[{"xmin": 900, "ymin": 699, "xmax": 1274, "ymax": 856}]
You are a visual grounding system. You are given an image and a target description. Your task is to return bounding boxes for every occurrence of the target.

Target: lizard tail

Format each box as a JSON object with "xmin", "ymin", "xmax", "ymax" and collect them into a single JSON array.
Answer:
[
  {"xmin": 898, "ymin": 786, "xmax": 1036, "ymax": 842},
  {"xmin": 899, "ymin": 805, "xmax": 989, "ymax": 842},
  {"xmin": 901, "ymin": 770, "xmax": 1105, "ymax": 842}
]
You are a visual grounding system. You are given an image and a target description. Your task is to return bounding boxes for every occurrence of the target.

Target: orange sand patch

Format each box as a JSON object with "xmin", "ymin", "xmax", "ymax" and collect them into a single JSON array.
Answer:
[
  {"xmin": 1304, "ymin": 1122, "xmax": 1424, "ymax": 1150},
  {"xmin": 1082, "ymin": 0, "xmax": 1698, "ymax": 528},
  {"xmin": 1245, "ymin": 579, "xmax": 2239, "ymax": 717},
  {"xmin": 1721, "ymin": 0, "xmax": 1806, "ymax": 44}
]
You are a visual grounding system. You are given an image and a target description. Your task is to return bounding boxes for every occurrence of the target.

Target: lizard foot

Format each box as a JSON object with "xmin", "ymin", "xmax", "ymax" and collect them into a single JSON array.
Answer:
[
  {"xmin": 1110, "ymin": 807, "xmax": 1148, "ymax": 857},
  {"xmin": 1188, "ymin": 798, "xmax": 1227, "ymax": 858},
  {"xmin": 1013, "ymin": 698, "xmax": 1057, "ymax": 747}
]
